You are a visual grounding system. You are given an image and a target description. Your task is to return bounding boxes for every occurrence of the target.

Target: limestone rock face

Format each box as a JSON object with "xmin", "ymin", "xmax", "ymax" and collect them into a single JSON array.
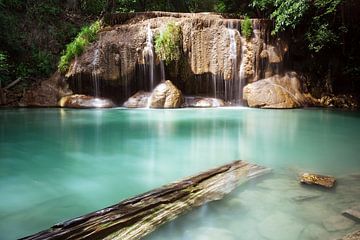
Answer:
[
  {"xmin": 65, "ymin": 12, "xmax": 282, "ymax": 103},
  {"xmin": 20, "ymin": 71, "xmax": 72, "ymax": 107},
  {"xmin": 150, "ymin": 80, "xmax": 183, "ymax": 108},
  {"xmin": 243, "ymin": 72, "xmax": 315, "ymax": 108},
  {"xmin": 123, "ymin": 91, "xmax": 151, "ymax": 108},
  {"xmin": 59, "ymin": 94, "xmax": 115, "ymax": 108}
]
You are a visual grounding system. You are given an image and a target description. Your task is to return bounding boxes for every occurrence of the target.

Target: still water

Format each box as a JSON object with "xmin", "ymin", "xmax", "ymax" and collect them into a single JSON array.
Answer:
[{"xmin": 0, "ymin": 108, "xmax": 359, "ymax": 239}]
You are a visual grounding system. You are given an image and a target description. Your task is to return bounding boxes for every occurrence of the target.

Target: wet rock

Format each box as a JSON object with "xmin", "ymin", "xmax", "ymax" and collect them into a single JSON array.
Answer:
[
  {"xmin": 20, "ymin": 71, "xmax": 72, "ymax": 107},
  {"xmin": 183, "ymin": 97, "xmax": 225, "ymax": 108},
  {"xmin": 150, "ymin": 80, "xmax": 184, "ymax": 108},
  {"xmin": 59, "ymin": 94, "xmax": 115, "ymax": 108},
  {"xmin": 243, "ymin": 72, "xmax": 316, "ymax": 108},
  {"xmin": 320, "ymin": 94, "xmax": 358, "ymax": 109},
  {"xmin": 340, "ymin": 230, "xmax": 360, "ymax": 240},
  {"xmin": 300, "ymin": 173, "xmax": 336, "ymax": 188},
  {"xmin": 258, "ymin": 212, "xmax": 304, "ymax": 240},
  {"xmin": 123, "ymin": 91, "xmax": 151, "ymax": 108},
  {"xmin": 322, "ymin": 215, "xmax": 355, "ymax": 232}
]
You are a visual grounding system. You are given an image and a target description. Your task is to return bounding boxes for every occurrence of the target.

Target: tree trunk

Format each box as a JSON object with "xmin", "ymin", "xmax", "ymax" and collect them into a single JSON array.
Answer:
[{"xmin": 21, "ymin": 160, "xmax": 270, "ymax": 240}]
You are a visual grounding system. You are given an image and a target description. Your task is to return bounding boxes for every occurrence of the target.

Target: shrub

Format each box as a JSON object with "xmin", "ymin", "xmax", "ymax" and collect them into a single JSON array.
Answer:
[
  {"xmin": 241, "ymin": 16, "xmax": 253, "ymax": 40},
  {"xmin": 58, "ymin": 20, "xmax": 101, "ymax": 73},
  {"xmin": 154, "ymin": 22, "xmax": 181, "ymax": 65}
]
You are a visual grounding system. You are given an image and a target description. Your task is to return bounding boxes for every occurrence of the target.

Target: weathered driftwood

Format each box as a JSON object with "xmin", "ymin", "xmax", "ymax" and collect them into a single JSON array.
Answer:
[
  {"xmin": 342, "ymin": 206, "xmax": 360, "ymax": 223},
  {"xmin": 300, "ymin": 172, "xmax": 336, "ymax": 188},
  {"xmin": 4, "ymin": 77, "xmax": 22, "ymax": 90},
  {"xmin": 21, "ymin": 160, "xmax": 270, "ymax": 240}
]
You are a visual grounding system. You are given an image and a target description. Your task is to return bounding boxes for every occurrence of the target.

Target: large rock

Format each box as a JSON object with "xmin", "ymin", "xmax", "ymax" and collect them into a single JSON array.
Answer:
[
  {"xmin": 20, "ymin": 71, "xmax": 72, "ymax": 107},
  {"xmin": 123, "ymin": 91, "xmax": 151, "ymax": 108},
  {"xmin": 59, "ymin": 94, "xmax": 115, "ymax": 108},
  {"xmin": 243, "ymin": 72, "xmax": 316, "ymax": 108},
  {"xmin": 149, "ymin": 80, "xmax": 183, "ymax": 108}
]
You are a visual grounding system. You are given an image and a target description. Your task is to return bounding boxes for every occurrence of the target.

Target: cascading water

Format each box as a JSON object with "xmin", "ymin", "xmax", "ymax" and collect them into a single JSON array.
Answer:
[
  {"xmin": 227, "ymin": 28, "xmax": 237, "ymax": 102},
  {"xmin": 238, "ymin": 36, "xmax": 247, "ymax": 104},
  {"xmin": 92, "ymin": 48, "xmax": 100, "ymax": 97},
  {"xmin": 143, "ymin": 24, "xmax": 155, "ymax": 91}
]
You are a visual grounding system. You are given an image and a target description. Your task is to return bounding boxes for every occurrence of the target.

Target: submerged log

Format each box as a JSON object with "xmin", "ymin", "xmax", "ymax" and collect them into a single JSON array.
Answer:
[
  {"xmin": 300, "ymin": 172, "xmax": 336, "ymax": 188},
  {"xmin": 21, "ymin": 160, "xmax": 270, "ymax": 240}
]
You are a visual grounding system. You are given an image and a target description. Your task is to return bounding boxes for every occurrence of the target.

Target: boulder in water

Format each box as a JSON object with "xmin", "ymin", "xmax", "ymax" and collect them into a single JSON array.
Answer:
[
  {"xmin": 183, "ymin": 97, "xmax": 225, "ymax": 108},
  {"xmin": 243, "ymin": 72, "xmax": 316, "ymax": 108},
  {"xmin": 123, "ymin": 91, "xmax": 151, "ymax": 108},
  {"xmin": 59, "ymin": 94, "xmax": 115, "ymax": 108},
  {"xmin": 150, "ymin": 80, "xmax": 184, "ymax": 108}
]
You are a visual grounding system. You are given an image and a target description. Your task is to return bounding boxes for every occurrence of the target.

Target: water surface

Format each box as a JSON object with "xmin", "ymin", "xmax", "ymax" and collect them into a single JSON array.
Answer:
[{"xmin": 0, "ymin": 108, "xmax": 359, "ymax": 239}]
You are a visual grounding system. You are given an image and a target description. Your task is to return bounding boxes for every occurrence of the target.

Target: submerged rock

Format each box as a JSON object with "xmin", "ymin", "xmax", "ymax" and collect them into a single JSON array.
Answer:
[
  {"xmin": 59, "ymin": 94, "xmax": 115, "ymax": 108},
  {"xmin": 340, "ymin": 230, "xmax": 360, "ymax": 240},
  {"xmin": 300, "ymin": 173, "xmax": 336, "ymax": 188},
  {"xmin": 183, "ymin": 97, "xmax": 225, "ymax": 108},
  {"xmin": 243, "ymin": 72, "xmax": 316, "ymax": 108},
  {"xmin": 150, "ymin": 80, "xmax": 184, "ymax": 108},
  {"xmin": 322, "ymin": 215, "xmax": 355, "ymax": 232},
  {"xmin": 123, "ymin": 91, "xmax": 151, "ymax": 108},
  {"xmin": 258, "ymin": 212, "xmax": 304, "ymax": 240}
]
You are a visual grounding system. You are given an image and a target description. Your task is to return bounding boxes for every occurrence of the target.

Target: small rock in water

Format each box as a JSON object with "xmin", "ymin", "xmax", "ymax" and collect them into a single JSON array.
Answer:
[
  {"xmin": 183, "ymin": 97, "xmax": 225, "ymax": 108},
  {"xmin": 58, "ymin": 94, "xmax": 115, "ymax": 108},
  {"xmin": 300, "ymin": 173, "xmax": 336, "ymax": 188},
  {"xmin": 342, "ymin": 205, "xmax": 360, "ymax": 223},
  {"xmin": 339, "ymin": 230, "xmax": 360, "ymax": 240},
  {"xmin": 322, "ymin": 215, "xmax": 355, "ymax": 232},
  {"xmin": 123, "ymin": 91, "xmax": 151, "ymax": 108}
]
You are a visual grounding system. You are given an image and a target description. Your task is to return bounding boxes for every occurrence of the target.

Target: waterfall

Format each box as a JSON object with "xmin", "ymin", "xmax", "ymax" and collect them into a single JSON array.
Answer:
[
  {"xmin": 143, "ymin": 24, "xmax": 155, "ymax": 91},
  {"xmin": 227, "ymin": 27, "xmax": 241, "ymax": 104},
  {"xmin": 92, "ymin": 48, "xmax": 100, "ymax": 97},
  {"xmin": 238, "ymin": 36, "xmax": 247, "ymax": 105}
]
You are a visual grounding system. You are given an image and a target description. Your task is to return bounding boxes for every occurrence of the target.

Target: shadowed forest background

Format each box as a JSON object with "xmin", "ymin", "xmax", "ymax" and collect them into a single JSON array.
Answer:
[{"xmin": 0, "ymin": 0, "xmax": 360, "ymax": 104}]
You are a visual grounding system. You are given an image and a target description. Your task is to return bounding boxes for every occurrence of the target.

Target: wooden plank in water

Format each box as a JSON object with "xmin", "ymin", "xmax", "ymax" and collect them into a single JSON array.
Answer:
[{"xmin": 21, "ymin": 160, "xmax": 271, "ymax": 240}]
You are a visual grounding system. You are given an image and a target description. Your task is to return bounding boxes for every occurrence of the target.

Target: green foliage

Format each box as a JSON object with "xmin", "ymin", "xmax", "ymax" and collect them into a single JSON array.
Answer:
[
  {"xmin": 155, "ymin": 22, "xmax": 181, "ymax": 65},
  {"xmin": 241, "ymin": 16, "xmax": 253, "ymax": 40},
  {"xmin": 270, "ymin": 0, "xmax": 309, "ymax": 34},
  {"xmin": 0, "ymin": 51, "xmax": 9, "ymax": 84},
  {"xmin": 306, "ymin": 22, "xmax": 338, "ymax": 52},
  {"xmin": 81, "ymin": 0, "xmax": 106, "ymax": 15},
  {"xmin": 32, "ymin": 50, "xmax": 54, "ymax": 76},
  {"xmin": 116, "ymin": 0, "xmax": 136, "ymax": 12},
  {"xmin": 250, "ymin": 0, "xmax": 342, "ymax": 52},
  {"xmin": 58, "ymin": 20, "xmax": 101, "ymax": 73}
]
